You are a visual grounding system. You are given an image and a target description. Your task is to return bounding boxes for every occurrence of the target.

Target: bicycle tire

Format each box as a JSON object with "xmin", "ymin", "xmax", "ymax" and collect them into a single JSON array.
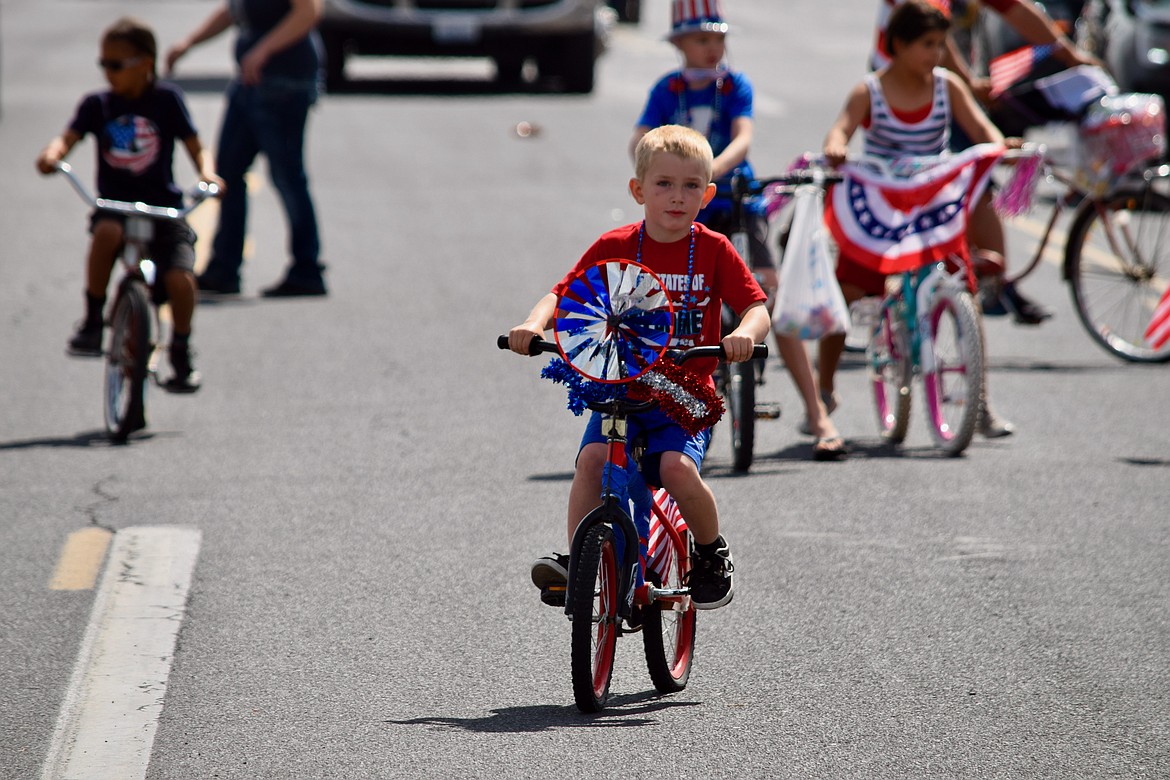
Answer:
[
  {"xmin": 726, "ymin": 358, "xmax": 756, "ymax": 472},
  {"xmin": 642, "ymin": 526, "xmax": 696, "ymax": 693},
  {"xmin": 104, "ymin": 281, "xmax": 151, "ymax": 442},
  {"xmin": 1064, "ymin": 186, "xmax": 1170, "ymax": 363},
  {"xmin": 921, "ymin": 287, "xmax": 983, "ymax": 456},
  {"xmin": 867, "ymin": 303, "xmax": 911, "ymax": 443},
  {"xmin": 570, "ymin": 524, "xmax": 619, "ymax": 713}
]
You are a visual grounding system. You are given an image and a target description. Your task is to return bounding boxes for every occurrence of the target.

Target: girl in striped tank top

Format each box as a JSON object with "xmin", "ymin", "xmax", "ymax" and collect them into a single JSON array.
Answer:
[{"xmin": 817, "ymin": 0, "xmax": 1021, "ymax": 439}]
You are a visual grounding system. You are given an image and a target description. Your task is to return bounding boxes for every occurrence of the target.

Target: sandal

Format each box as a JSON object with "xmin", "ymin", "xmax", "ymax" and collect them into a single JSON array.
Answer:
[{"xmin": 813, "ymin": 436, "xmax": 849, "ymax": 461}]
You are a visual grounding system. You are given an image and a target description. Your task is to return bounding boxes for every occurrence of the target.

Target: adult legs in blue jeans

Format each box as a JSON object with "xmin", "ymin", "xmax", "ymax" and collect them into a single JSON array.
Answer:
[{"xmin": 201, "ymin": 81, "xmax": 324, "ymax": 295}]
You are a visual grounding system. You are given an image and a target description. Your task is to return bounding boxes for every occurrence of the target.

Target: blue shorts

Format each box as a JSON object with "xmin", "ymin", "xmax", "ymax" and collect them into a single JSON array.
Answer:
[{"xmin": 579, "ymin": 408, "xmax": 711, "ymax": 481}]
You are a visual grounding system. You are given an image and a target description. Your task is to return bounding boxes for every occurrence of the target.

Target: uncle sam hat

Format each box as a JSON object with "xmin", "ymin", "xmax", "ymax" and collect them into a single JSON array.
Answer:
[{"xmin": 669, "ymin": 0, "xmax": 730, "ymax": 39}]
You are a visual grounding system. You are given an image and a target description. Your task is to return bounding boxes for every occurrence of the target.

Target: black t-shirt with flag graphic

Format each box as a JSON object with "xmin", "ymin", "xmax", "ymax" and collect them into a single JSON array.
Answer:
[{"xmin": 68, "ymin": 82, "xmax": 198, "ymax": 209}]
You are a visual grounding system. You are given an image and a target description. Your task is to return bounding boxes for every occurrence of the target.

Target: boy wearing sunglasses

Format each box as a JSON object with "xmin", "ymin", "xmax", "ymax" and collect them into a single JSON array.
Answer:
[{"xmin": 36, "ymin": 17, "xmax": 222, "ymax": 392}]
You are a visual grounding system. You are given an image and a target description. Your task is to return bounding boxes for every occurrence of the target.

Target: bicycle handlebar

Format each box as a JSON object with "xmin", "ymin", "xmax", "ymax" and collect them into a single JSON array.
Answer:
[
  {"xmin": 846, "ymin": 142, "xmax": 1046, "ymax": 177},
  {"xmin": 495, "ymin": 335, "xmax": 767, "ymax": 362},
  {"xmin": 717, "ymin": 167, "xmax": 843, "ymax": 201},
  {"xmin": 53, "ymin": 161, "xmax": 220, "ymax": 220}
]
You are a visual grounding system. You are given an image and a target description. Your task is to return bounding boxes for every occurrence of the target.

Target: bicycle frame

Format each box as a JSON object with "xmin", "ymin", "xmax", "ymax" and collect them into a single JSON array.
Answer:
[
  {"xmin": 892, "ymin": 261, "xmax": 970, "ymax": 376},
  {"xmin": 53, "ymin": 161, "xmax": 219, "ymax": 438},
  {"xmin": 565, "ymin": 401, "xmax": 692, "ymax": 621},
  {"xmin": 1006, "ymin": 160, "xmax": 1170, "ymax": 285}
]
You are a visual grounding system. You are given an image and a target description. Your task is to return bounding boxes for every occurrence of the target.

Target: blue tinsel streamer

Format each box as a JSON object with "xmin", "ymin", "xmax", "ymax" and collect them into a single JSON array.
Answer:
[{"xmin": 540, "ymin": 358, "xmax": 626, "ymax": 416}]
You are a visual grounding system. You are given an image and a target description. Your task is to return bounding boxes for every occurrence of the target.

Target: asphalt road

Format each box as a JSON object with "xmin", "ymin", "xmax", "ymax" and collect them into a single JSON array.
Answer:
[{"xmin": 1, "ymin": 1, "xmax": 1167, "ymax": 778}]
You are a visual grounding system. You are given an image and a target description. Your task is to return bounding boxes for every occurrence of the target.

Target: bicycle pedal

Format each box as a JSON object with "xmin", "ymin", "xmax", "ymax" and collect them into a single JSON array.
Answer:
[
  {"xmin": 618, "ymin": 620, "xmax": 643, "ymax": 636},
  {"xmin": 540, "ymin": 585, "xmax": 566, "ymax": 608},
  {"xmin": 754, "ymin": 402, "xmax": 782, "ymax": 420}
]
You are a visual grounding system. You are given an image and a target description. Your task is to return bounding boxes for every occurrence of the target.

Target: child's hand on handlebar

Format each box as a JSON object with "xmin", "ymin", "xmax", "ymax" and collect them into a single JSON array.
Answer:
[
  {"xmin": 721, "ymin": 331, "xmax": 756, "ymax": 363},
  {"xmin": 508, "ymin": 323, "xmax": 544, "ymax": 355},
  {"xmin": 823, "ymin": 143, "xmax": 848, "ymax": 169},
  {"xmin": 201, "ymin": 172, "xmax": 227, "ymax": 197}
]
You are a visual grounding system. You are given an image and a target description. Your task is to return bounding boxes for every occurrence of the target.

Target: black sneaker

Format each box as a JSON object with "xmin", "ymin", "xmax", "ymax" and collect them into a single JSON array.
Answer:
[
  {"xmin": 1002, "ymin": 282, "xmax": 1051, "ymax": 325},
  {"xmin": 531, "ymin": 553, "xmax": 569, "ymax": 607},
  {"xmin": 261, "ymin": 278, "xmax": 327, "ymax": 298},
  {"xmin": 67, "ymin": 321, "xmax": 103, "ymax": 357},
  {"xmin": 163, "ymin": 343, "xmax": 202, "ymax": 394},
  {"xmin": 196, "ymin": 272, "xmax": 240, "ymax": 295},
  {"xmin": 688, "ymin": 536, "xmax": 735, "ymax": 610}
]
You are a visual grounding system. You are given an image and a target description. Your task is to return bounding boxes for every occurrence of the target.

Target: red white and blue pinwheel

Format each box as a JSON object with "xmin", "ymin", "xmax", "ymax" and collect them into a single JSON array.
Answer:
[{"xmin": 554, "ymin": 259, "xmax": 674, "ymax": 383}]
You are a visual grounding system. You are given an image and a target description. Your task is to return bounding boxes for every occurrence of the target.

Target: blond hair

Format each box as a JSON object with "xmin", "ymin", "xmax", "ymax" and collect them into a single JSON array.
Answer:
[{"xmin": 633, "ymin": 125, "xmax": 714, "ymax": 183}]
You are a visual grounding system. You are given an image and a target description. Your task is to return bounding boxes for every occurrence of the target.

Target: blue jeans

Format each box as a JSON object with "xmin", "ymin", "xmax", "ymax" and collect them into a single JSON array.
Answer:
[{"xmin": 207, "ymin": 79, "xmax": 322, "ymax": 287}]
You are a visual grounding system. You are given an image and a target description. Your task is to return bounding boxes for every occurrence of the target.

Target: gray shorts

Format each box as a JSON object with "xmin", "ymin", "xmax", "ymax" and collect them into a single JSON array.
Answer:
[{"xmin": 89, "ymin": 212, "xmax": 197, "ymax": 276}]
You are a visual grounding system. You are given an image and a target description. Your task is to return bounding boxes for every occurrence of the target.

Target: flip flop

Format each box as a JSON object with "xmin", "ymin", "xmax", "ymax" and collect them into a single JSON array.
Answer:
[{"xmin": 813, "ymin": 436, "xmax": 849, "ymax": 461}]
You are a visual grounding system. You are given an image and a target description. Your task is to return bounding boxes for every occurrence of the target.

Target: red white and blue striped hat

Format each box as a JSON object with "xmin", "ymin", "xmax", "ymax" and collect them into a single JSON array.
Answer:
[{"xmin": 669, "ymin": 0, "xmax": 730, "ymax": 39}]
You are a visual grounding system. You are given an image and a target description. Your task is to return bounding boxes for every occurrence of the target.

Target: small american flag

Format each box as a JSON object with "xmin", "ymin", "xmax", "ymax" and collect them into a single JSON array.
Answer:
[
  {"xmin": 1144, "ymin": 286, "xmax": 1170, "ymax": 350},
  {"xmin": 646, "ymin": 488, "xmax": 687, "ymax": 584},
  {"xmin": 988, "ymin": 44, "xmax": 1055, "ymax": 99}
]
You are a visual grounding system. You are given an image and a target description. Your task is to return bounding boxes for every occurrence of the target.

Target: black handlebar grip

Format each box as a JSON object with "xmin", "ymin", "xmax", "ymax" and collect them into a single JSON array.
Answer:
[{"xmin": 497, "ymin": 335, "xmax": 555, "ymax": 356}]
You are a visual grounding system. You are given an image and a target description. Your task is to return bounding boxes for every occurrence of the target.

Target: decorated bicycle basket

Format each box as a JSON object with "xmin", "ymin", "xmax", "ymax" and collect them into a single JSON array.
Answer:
[
  {"xmin": 1076, "ymin": 93, "xmax": 1166, "ymax": 197},
  {"xmin": 543, "ymin": 258, "xmax": 723, "ymax": 434}
]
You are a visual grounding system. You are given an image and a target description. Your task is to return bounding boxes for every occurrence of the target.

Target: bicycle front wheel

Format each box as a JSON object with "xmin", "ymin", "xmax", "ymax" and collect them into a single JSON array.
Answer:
[
  {"xmin": 867, "ymin": 303, "xmax": 911, "ymax": 443},
  {"xmin": 643, "ymin": 524, "xmax": 696, "ymax": 693},
  {"xmin": 726, "ymin": 358, "xmax": 756, "ymax": 472},
  {"xmin": 104, "ymin": 281, "xmax": 151, "ymax": 442},
  {"xmin": 1065, "ymin": 186, "xmax": 1170, "ymax": 363},
  {"xmin": 570, "ymin": 524, "xmax": 619, "ymax": 713},
  {"xmin": 922, "ymin": 287, "xmax": 983, "ymax": 456}
]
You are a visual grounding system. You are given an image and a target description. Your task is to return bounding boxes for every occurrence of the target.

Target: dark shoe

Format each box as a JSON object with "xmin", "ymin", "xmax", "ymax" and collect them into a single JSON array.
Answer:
[
  {"xmin": 688, "ymin": 536, "xmax": 734, "ymax": 610},
  {"xmin": 163, "ymin": 343, "xmax": 202, "ymax": 394},
  {"xmin": 196, "ymin": 272, "xmax": 240, "ymax": 295},
  {"xmin": 1002, "ymin": 282, "xmax": 1051, "ymax": 325},
  {"xmin": 531, "ymin": 553, "xmax": 569, "ymax": 607},
  {"xmin": 813, "ymin": 436, "xmax": 850, "ymax": 461},
  {"xmin": 979, "ymin": 286, "xmax": 1009, "ymax": 317},
  {"xmin": 67, "ymin": 321, "xmax": 103, "ymax": 357},
  {"xmin": 261, "ymin": 278, "xmax": 327, "ymax": 298}
]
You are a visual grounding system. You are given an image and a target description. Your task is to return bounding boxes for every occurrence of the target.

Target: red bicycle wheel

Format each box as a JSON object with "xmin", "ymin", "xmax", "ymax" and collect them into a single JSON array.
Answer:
[
  {"xmin": 643, "ymin": 489, "xmax": 695, "ymax": 692},
  {"xmin": 570, "ymin": 524, "xmax": 619, "ymax": 712}
]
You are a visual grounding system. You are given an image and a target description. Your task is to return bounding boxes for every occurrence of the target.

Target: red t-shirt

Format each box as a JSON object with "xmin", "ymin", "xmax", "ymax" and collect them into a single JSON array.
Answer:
[{"xmin": 552, "ymin": 222, "xmax": 766, "ymax": 382}]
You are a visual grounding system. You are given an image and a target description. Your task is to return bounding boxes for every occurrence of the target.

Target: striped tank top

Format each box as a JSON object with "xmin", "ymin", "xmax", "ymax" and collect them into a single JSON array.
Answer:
[{"xmin": 863, "ymin": 67, "xmax": 951, "ymax": 161}]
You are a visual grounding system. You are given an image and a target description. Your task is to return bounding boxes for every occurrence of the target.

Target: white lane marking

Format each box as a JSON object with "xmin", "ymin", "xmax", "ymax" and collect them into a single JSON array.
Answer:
[{"xmin": 40, "ymin": 526, "xmax": 202, "ymax": 780}]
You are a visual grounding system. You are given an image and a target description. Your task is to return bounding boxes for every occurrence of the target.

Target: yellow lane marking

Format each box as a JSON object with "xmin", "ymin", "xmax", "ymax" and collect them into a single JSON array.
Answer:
[
  {"xmin": 187, "ymin": 169, "xmax": 261, "ymax": 275},
  {"xmin": 1008, "ymin": 213, "xmax": 1066, "ymax": 268},
  {"xmin": 48, "ymin": 527, "xmax": 113, "ymax": 591}
]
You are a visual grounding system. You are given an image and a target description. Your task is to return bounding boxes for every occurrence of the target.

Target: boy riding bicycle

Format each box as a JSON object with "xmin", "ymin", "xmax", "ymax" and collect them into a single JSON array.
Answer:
[
  {"xmin": 630, "ymin": 0, "xmax": 847, "ymax": 460},
  {"xmin": 35, "ymin": 17, "xmax": 222, "ymax": 392},
  {"xmin": 507, "ymin": 125, "xmax": 770, "ymax": 609}
]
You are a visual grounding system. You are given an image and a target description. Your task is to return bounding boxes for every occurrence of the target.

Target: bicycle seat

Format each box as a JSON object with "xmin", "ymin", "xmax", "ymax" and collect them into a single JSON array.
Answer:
[{"xmin": 584, "ymin": 398, "xmax": 656, "ymax": 416}]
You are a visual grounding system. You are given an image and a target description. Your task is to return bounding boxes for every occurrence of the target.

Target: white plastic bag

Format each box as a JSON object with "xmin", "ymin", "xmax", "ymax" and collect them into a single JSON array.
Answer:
[{"xmin": 772, "ymin": 183, "xmax": 850, "ymax": 340}]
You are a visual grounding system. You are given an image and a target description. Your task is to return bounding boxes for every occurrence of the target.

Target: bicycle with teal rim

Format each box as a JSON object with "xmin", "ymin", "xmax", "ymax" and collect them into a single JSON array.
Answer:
[
  {"xmin": 498, "ymin": 258, "xmax": 765, "ymax": 712},
  {"xmin": 868, "ymin": 251, "xmax": 985, "ymax": 456},
  {"xmin": 847, "ymin": 154, "xmax": 987, "ymax": 456}
]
